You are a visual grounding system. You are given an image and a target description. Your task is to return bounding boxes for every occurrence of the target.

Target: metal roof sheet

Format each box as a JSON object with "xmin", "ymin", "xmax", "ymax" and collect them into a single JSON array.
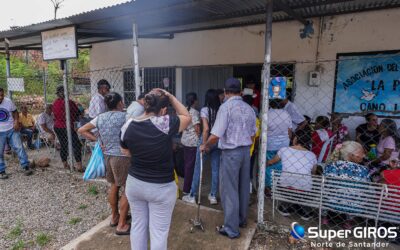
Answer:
[{"xmin": 1, "ymin": 0, "xmax": 400, "ymax": 50}]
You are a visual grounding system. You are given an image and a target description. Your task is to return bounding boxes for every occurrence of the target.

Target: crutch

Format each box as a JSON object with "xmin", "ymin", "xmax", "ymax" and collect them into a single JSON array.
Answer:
[{"xmin": 190, "ymin": 152, "xmax": 205, "ymax": 232}]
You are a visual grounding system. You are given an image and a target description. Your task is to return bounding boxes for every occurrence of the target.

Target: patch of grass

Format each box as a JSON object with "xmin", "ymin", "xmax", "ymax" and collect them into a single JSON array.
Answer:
[
  {"xmin": 8, "ymin": 222, "xmax": 22, "ymax": 239},
  {"xmin": 36, "ymin": 232, "xmax": 51, "ymax": 247},
  {"xmin": 12, "ymin": 240, "xmax": 25, "ymax": 250},
  {"xmin": 68, "ymin": 217, "xmax": 82, "ymax": 225},
  {"xmin": 78, "ymin": 204, "xmax": 88, "ymax": 210},
  {"xmin": 88, "ymin": 185, "xmax": 98, "ymax": 196}
]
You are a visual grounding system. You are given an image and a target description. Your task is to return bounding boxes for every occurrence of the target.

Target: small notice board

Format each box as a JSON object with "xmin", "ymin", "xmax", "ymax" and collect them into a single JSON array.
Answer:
[{"xmin": 41, "ymin": 26, "xmax": 78, "ymax": 61}]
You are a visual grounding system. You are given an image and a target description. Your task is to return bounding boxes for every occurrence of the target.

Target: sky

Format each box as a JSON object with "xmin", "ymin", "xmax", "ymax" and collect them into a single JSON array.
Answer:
[{"xmin": 0, "ymin": 0, "xmax": 129, "ymax": 31}]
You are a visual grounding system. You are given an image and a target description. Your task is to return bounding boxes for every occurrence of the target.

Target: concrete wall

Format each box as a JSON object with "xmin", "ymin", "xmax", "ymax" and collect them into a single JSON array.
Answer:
[{"xmin": 90, "ymin": 8, "xmax": 400, "ymax": 137}]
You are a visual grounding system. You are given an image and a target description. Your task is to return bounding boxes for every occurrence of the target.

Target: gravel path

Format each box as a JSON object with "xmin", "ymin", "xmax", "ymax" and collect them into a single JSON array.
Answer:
[{"xmin": 0, "ymin": 151, "xmax": 110, "ymax": 249}]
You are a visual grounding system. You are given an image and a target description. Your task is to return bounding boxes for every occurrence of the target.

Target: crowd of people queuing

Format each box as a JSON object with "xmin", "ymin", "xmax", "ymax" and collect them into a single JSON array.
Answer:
[{"xmin": 0, "ymin": 74, "xmax": 399, "ymax": 248}]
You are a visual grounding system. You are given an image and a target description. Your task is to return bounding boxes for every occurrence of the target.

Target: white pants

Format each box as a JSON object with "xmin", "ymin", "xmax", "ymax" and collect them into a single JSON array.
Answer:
[{"xmin": 126, "ymin": 175, "xmax": 177, "ymax": 250}]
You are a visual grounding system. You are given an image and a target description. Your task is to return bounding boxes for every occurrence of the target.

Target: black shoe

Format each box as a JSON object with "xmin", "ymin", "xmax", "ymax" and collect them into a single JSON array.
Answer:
[
  {"xmin": 23, "ymin": 167, "xmax": 33, "ymax": 176},
  {"xmin": 0, "ymin": 171, "xmax": 8, "ymax": 179},
  {"xmin": 277, "ymin": 205, "xmax": 291, "ymax": 217},
  {"xmin": 298, "ymin": 209, "xmax": 312, "ymax": 221},
  {"xmin": 239, "ymin": 222, "xmax": 247, "ymax": 228}
]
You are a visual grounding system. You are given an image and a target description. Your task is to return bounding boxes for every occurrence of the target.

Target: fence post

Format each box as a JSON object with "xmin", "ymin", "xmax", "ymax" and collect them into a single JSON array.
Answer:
[
  {"xmin": 374, "ymin": 185, "xmax": 386, "ymax": 249},
  {"xmin": 318, "ymin": 176, "xmax": 326, "ymax": 232},
  {"xmin": 61, "ymin": 60, "xmax": 74, "ymax": 172},
  {"xmin": 132, "ymin": 21, "xmax": 141, "ymax": 99},
  {"xmin": 43, "ymin": 68, "xmax": 47, "ymax": 106},
  {"xmin": 5, "ymin": 38, "xmax": 12, "ymax": 99},
  {"xmin": 257, "ymin": 0, "xmax": 273, "ymax": 224}
]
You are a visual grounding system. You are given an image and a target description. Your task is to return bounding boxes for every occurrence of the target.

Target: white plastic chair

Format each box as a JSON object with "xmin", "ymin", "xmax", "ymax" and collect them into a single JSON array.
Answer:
[{"xmin": 317, "ymin": 135, "xmax": 336, "ymax": 164}]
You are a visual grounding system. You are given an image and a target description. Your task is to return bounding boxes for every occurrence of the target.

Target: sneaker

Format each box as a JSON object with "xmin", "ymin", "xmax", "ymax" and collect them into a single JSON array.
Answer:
[
  {"xmin": 23, "ymin": 167, "xmax": 33, "ymax": 176},
  {"xmin": 0, "ymin": 171, "xmax": 8, "ymax": 179},
  {"xmin": 208, "ymin": 194, "xmax": 218, "ymax": 205},
  {"xmin": 298, "ymin": 209, "xmax": 312, "ymax": 221},
  {"xmin": 182, "ymin": 194, "xmax": 196, "ymax": 204},
  {"xmin": 277, "ymin": 205, "xmax": 291, "ymax": 217}
]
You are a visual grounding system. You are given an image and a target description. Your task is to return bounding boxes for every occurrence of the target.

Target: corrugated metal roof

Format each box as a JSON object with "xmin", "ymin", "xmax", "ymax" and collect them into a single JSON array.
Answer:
[{"xmin": 1, "ymin": 0, "xmax": 400, "ymax": 50}]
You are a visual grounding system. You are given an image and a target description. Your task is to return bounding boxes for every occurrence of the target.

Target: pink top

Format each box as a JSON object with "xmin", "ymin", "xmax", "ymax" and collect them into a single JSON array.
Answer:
[{"xmin": 377, "ymin": 136, "xmax": 399, "ymax": 165}]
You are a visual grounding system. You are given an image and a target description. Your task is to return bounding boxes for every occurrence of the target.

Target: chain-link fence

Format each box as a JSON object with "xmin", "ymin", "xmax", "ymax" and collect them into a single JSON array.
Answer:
[{"xmin": 255, "ymin": 53, "xmax": 400, "ymax": 248}]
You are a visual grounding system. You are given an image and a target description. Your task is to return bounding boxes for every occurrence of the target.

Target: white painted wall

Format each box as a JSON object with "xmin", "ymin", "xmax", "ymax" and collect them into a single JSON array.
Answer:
[{"xmin": 90, "ymin": 8, "xmax": 400, "ymax": 137}]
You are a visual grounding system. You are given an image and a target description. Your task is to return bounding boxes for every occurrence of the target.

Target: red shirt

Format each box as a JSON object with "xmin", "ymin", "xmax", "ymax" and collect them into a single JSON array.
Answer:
[
  {"xmin": 252, "ymin": 89, "xmax": 261, "ymax": 109},
  {"xmin": 312, "ymin": 129, "xmax": 333, "ymax": 162},
  {"xmin": 382, "ymin": 169, "xmax": 400, "ymax": 212},
  {"xmin": 52, "ymin": 98, "xmax": 79, "ymax": 129}
]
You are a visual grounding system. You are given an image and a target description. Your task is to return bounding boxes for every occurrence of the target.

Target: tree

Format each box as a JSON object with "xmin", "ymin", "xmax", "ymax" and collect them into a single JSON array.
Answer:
[{"xmin": 50, "ymin": 0, "xmax": 65, "ymax": 19}]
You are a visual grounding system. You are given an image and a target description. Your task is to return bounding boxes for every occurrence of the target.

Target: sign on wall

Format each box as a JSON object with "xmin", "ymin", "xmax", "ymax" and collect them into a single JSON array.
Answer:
[
  {"xmin": 41, "ymin": 26, "xmax": 78, "ymax": 61},
  {"xmin": 269, "ymin": 77, "xmax": 287, "ymax": 99},
  {"xmin": 7, "ymin": 78, "xmax": 25, "ymax": 92},
  {"xmin": 333, "ymin": 51, "xmax": 400, "ymax": 117}
]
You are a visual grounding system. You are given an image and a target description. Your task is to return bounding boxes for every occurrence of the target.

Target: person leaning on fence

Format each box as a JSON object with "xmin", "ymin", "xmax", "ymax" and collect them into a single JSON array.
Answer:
[
  {"xmin": 89, "ymin": 79, "xmax": 110, "ymax": 119},
  {"xmin": 0, "ymin": 88, "xmax": 33, "ymax": 179},
  {"xmin": 37, "ymin": 104, "xmax": 56, "ymax": 145},
  {"xmin": 356, "ymin": 113, "xmax": 380, "ymax": 151},
  {"xmin": 200, "ymin": 78, "xmax": 257, "ymax": 239},
  {"xmin": 182, "ymin": 89, "xmax": 221, "ymax": 205},
  {"xmin": 268, "ymin": 129, "xmax": 317, "ymax": 221},
  {"xmin": 181, "ymin": 92, "xmax": 201, "ymax": 195},
  {"xmin": 311, "ymin": 116, "xmax": 333, "ymax": 162},
  {"xmin": 264, "ymin": 98, "xmax": 292, "ymax": 194},
  {"xmin": 19, "ymin": 105, "xmax": 38, "ymax": 150},
  {"xmin": 126, "ymin": 93, "xmax": 145, "ymax": 120},
  {"xmin": 52, "ymin": 86, "xmax": 83, "ymax": 172},
  {"xmin": 322, "ymin": 141, "xmax": 370, "ymax": 229},
  {"xmin": 120, "ymin": 88, "xmax": 191, "ymax": 250},
  {"xmin": 78, "ymin": 92, "xmax": 131, "ymax": 236}
]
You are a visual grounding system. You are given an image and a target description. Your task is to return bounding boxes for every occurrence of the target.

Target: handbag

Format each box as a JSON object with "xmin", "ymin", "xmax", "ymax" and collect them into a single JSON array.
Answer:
[{"xmin": 83, "ymin": 141, "xmax": 105, "ymax": 181}]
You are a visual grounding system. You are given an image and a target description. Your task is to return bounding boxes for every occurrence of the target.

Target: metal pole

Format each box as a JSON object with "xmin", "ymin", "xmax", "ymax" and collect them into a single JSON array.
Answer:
[
  {"xmin": 132, "ymin": 21, "xmax": 141, "ymax": 99},
  {"xmin": 257, "ymin": 0, "xmax": 273, "ymax": 224},
  {"xmin": 61, "ymin": 60, "xmax": 74, "ymax": 171},
  {"xmin": 5, "ymin": 39, "xmax": 12, "ymax": 99},
  {"xmin": 43, "ymin": 68, "xmax": 47, "ymax": 106}
]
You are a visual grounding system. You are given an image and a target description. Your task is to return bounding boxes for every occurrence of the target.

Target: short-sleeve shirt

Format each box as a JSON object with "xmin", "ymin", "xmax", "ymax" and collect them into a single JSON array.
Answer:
[
  {"xmin": 377, "ymin": 136, "xmax": 399, "ymax": 165},
  {"xmin": 278, "ymin": 147, "xmax": 317, "ymax": 191},
  {"xmin": 120, "ymin": 115, "xmax": 180, "ymax": 183},
  {"xmin": 283, "ymin": 101, "xmax": 305, "ymax": 130},
  {"xmin": 89, "ymin": 93, "xmax": 106, "ymax": 118},
  {"xmin": 266, "ymin": 108, "xmax": 292, "ymax": 151},
  {"xmin": 37, "ymin": 112, "xmax": 54, "ymax": 133},
  {"xmin": 91, "ymin": 111, "xmax": 127, "ymax": 156},
  {"xmin": 126, "ymin": 101, "xmax": 145, "ymax": 120},
  {"xmin": 52, "ymin": 98, "xmax": 79, "ymax": 129},
  {"xmin": 312, "ymin": 129, "xmax": 333, "ymax": 162},
  {"xmin": 356, "ymin": 123, "xmax": 380, "ymax": 150},
  {"xmin": 0, "ymin": 97, "xmax": 16, "ymax": 132},
  {"xmin": 211, "ymin": 96, "xmax": 257, "ymax": 150},
  {"xmin": 19, "ymin": 113, "xmax": 35, "ymax": 128},
  {"xmin": 181, "ymin": 108, "xmax": 200, "ymax": 147}
]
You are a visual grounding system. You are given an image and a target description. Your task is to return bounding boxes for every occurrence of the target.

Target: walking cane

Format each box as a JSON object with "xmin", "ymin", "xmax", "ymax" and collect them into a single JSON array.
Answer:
[{"xmin": 190, "ymin": 152, "xmax": 205, "ymax": 232}]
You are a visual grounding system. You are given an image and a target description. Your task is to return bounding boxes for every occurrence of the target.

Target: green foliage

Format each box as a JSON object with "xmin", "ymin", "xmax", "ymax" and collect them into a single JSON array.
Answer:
[
  {"xmin": 78, "ymin": 204, "xmax": 88, "ymax": 210},
  {"xmin": 8, "ymin": 221, "xmax": 23, "ymax": 239},
  {"xmin": 11, "ymin": 240, "xmax": 25, "ymax": 250},
  {"xmin": 68, "ymin": 217, "xmax": 82, "ymax": 225},
  {"xmin": 36, "ymin": 232, "xmax": 51, "ymax": 246},
  {"xmin": 88, "ymin": 185, "xmax": 99, "ymax": 196}
]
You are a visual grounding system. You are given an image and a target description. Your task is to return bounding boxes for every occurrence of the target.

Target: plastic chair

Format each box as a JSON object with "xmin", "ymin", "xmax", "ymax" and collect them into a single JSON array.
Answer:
[{"xmin": 317, "ymin": 135, "xmax": 336, "ymax": 164}]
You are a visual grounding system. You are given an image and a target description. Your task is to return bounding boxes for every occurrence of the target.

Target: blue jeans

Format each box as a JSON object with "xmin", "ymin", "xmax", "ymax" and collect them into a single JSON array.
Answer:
[
  {"xmin": 0, "ymin": 129, "xmax": 30, "ymax": 172},
  {"xmin": 190, "ymin": 138, "xmax": 221, "ymax": 197}
]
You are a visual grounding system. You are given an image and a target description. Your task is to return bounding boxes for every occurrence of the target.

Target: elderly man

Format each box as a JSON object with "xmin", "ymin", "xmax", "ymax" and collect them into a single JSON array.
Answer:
[
  {"xmin": 37, "ymin": 104, "xmax": 56, "ymax": 144},
  {"xmin": 19, "ymin": 105, "xmax": 37, "ymax": 150},
  {"xmin": 126, "ymin": 93, "xmax": 145, "ymax": 119},
  {"xmin": 201, "ymin": 78, "xmax": 257, "ymax": 239},
  {"xmin": 89, "ymin": 79, "xmax": 110, "ymax": 119}
]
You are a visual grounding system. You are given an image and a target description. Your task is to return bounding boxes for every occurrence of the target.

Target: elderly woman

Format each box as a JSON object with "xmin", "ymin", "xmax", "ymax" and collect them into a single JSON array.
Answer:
[
  {"xmin": 322, "ymin": 141, "xmax": 370, "ymax": 229},
  {"xmin": 121, "ymin": 89, "xmax": 191, "ymax": 250}
]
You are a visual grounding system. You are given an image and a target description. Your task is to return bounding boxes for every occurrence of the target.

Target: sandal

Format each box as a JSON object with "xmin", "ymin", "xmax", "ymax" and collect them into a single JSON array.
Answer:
[
  {"xmin": 216, "ymin": 225, "xmax": 239, "ymax": 239},
  {"xmin": 115, "ymin": 224, "xmax": 131, "ymax": 236},
  {"xmin": 110, "ymin": 215, "xmax": 120, "ymax": 227}
]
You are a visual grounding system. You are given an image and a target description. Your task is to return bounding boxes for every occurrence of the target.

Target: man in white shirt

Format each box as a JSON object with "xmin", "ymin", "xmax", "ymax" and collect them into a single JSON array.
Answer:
[
  {"xmin": 0, "ymin": 88, "xmax": 33, "ymax": 179},
  {"xmin": 89, "ymin": 79, "xmax": 110, "ymax": 119},
  {"xmin": 281, "ymin": 98, "xmax": 306, "ymax": 131},
  {"xmin": 37, "ymin": 104, "xmax": 55, "ymax": 143},
  {"xmin": 126, "ymin": 93, "xmax": 145, "ymax": 119}
]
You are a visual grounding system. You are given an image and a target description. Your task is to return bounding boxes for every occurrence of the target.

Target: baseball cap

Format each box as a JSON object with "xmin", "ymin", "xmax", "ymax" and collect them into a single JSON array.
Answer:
[{"xmin": 225, "ymin": 77, "xmax": 241, "ymax": 92}]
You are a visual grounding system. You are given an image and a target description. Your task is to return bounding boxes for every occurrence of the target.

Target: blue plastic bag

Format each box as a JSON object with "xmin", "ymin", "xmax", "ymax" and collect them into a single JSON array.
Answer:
[{"xmin": 83, "ymin": 142, "xmax": 105, "ymax": 181}]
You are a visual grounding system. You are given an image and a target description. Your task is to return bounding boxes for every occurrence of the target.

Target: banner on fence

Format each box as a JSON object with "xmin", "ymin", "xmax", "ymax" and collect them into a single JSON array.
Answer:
[
  {"xmin": 333, "ymin": 51, "xmax": 400, "ymax": 117},
  {"xmin": 7, "ymin": 78, "xmax": 25, "ymax": 92}
]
